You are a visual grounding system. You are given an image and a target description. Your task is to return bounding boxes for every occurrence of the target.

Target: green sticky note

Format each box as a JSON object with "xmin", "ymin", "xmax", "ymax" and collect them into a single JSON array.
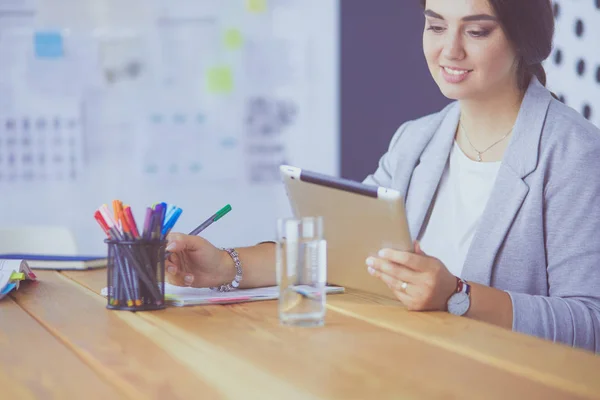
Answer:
[
  {"xmin": 246, "ymin": 0, "xmax": 267, "ymax": 13},
  {"xmin": 224, "ymin": 28, "xmax": 243, "ymax": 50},
  {"xmin": 206, "ymin": 67, "xmax": 234, "ymax": 94},
  {"xmin": 10, "ymin": 272, "xmax": 25, "ymax": 281}
]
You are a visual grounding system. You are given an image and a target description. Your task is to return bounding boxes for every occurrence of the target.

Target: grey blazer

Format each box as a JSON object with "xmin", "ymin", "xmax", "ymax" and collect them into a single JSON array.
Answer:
[{"xmin": 364, "ymin": 78, "xmax": 600, "ymax": 352}]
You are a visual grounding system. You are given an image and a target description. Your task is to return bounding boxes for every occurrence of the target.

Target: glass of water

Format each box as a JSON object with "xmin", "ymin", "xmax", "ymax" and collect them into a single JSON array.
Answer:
[{"xmin": 276, "ymin": 216, "xmax": 327, "ymax": 327}]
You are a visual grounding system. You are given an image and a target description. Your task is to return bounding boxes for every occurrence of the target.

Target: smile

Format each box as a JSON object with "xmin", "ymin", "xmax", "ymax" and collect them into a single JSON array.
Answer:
[
  {"xmin": 442, "ymin": 66, "xmax": 472, "ymax": 75},
  {"xmin": 440, "ymin": 66, "xmax": 473, "ymax": 84}
]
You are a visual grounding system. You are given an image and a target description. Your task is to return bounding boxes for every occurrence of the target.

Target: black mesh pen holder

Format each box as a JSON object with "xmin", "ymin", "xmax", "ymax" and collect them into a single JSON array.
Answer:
[{"xmin": 105, "ymin": 238, "xmax": 166, "ymax": 311}]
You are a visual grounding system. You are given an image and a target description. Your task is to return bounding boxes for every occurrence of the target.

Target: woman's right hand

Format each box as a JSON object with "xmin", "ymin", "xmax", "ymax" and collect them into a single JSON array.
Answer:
[{"xmin": 164, "ymin": 232, "xmax": 235, "ymax": 288}]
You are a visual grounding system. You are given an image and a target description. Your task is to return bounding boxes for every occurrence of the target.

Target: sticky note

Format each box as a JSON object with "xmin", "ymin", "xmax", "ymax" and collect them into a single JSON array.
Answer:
[
  {"xmin": 34, "ymin": 31, "xmax": 64, "ymax": 58},
  {"xmin": 246, "ymin": 0, "xmax": 267, "ymax": 13},
  {"xmin": 224, "ymin": 28, "xmax": 244, "ymax": 50},
  {"xmin": 10, "ymin": 272, "xmax": 25, "ymax": 281},
  {"xmin": 1, "ymin": 283, "xmax": 16, "ymax": 295},
  {"xmin": 206, "ymin": 67, "xmax": 234, "ymax": 94}
]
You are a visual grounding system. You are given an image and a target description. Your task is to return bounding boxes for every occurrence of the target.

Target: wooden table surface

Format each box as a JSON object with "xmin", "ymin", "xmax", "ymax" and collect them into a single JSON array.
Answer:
[{"xmin": 2, "ymin": 269, "xmax": 599, "ymax": 399}]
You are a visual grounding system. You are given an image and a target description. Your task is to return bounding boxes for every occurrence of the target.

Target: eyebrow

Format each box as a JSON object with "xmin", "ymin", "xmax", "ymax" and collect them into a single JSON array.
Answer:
[{"xmin": 423, "ymin": 9, "xmax": 497, "ymax": 22}]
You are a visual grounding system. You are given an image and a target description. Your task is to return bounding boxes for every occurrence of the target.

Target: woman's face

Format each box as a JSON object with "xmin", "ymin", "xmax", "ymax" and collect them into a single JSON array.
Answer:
[{"xmin": 422, "ymin": 0, "xmax": 519, "ymax": 101}]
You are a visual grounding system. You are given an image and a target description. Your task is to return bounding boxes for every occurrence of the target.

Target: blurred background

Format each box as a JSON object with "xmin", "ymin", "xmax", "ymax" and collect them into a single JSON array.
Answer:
[{"xmin": 0, "ymin": 0, "xmax": 598, "ymax": 255}]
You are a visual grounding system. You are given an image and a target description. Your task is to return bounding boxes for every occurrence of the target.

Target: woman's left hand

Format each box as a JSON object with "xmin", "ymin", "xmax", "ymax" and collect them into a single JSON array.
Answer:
[{"xmin": 366, "ymin": 241, "xmax": 458, "ymax": 311}]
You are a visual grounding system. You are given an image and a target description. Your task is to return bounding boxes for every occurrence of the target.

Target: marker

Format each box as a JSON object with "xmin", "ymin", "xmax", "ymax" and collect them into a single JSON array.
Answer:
[
  {"xmin": 164, "ymin": 204, "xmax": 231, "ymax": 260},
  {"xmin": 123, "ymin": 206, "xmax": 140, "ymax": 239},
  {"xmin": 189, "ymin": 204, "xmax": 232, "ymax": 236},
  {"xmin": 161, "ymin": 207, "xmax": 183, "ymax": 238}
]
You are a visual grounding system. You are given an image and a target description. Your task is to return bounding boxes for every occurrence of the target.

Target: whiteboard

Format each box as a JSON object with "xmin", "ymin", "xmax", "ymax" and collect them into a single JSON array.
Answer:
[{"xmin": 0, "ymin": 0, "xmax": 339, "ymax": 254}]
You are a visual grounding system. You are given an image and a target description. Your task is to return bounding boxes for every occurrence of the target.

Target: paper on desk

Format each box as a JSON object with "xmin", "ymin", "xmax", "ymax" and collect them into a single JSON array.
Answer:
[
  {"xmin": 100, "ymin": 283, "xmax": 344, "ymax": 306},
  {"xmin": 164, "ymin": 283, "xmax": 344, "ymax": 306}
]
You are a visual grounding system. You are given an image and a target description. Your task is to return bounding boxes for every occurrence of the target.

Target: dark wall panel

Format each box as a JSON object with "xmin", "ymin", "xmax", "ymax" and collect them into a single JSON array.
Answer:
[{"xmin": 340, "ymin": 0, "xmax": 450, "ymax": 181}]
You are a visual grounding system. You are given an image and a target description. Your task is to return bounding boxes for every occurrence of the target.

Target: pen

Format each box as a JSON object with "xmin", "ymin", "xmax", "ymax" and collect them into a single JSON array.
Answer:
[
  {"xmin": 94, "ymin": 210, "xmax": 111, "ymax": 238},
  {"xmin": 161, "ymin": 207, "xmax": 183, "ymax": 238},
  {"xmin": 151, "ymin": 203, "xmax": 166, "ymax": 240},
  {"xmin": 164, "ymin": 204, "xmax": 177, "ymax": 226},
  {"xmin": 163, "ymin": 204, "xmax": 231, "ymax": 260},
  {"xmin": 189, "ymin": 204, "xmax": 232, "ymax": 236},
  {"xmin": 112, "ymin": 200, "xmax": 125, "ymax": 233},
  {"xmin": 142, "ymin": 207, "xmax": 153, "ymax": 240},
  {"xmin": 123, "ymin": 206, "xmax": 140, "ymax": 239}
]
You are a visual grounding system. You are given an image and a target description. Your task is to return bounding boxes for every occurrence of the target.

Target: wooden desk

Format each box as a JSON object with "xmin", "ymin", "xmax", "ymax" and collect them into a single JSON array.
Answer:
[{"xmin": 3, "ymin": 269, "xmax": 599, "ymax": 399}]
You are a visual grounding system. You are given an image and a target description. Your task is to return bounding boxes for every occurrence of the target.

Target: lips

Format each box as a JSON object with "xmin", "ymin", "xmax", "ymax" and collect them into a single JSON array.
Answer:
[{"xmin": 440, "ymin": 66, "xmax": 473, "ymax": 84}]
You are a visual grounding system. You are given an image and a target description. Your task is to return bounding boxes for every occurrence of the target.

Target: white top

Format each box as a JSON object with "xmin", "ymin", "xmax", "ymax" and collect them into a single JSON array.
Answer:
[{"xmin": 418, "ymin": 141, "xmax": 502, "ymax": 278}]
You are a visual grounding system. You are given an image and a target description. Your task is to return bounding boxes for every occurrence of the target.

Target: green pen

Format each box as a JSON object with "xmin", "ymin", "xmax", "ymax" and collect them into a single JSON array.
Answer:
[{"xmin": 188, "ymin": 204, "xmax": 232, "ymax": 236}]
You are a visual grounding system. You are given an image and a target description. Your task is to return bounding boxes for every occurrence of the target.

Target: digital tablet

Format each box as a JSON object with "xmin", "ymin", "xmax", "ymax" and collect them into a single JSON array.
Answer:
[{"xmin": 279, "ymin": 165, "xmax": 413, "ymax": 298}]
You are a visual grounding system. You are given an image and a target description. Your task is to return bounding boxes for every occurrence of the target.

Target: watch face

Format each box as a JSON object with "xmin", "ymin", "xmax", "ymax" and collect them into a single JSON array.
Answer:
[{"xmin": 448, "ymin": 292, "xmax": 470, "ymax": 316}]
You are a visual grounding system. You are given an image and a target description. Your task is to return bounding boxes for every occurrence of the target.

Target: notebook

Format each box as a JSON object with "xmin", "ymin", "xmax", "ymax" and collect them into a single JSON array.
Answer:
[
  {"xmin": 163, "ymin": 283, "xmax": 345, "ymax": 306},
  {"xmin": 0, "ymin": 259, "xmax": 37, "ymax": 300},
  {"xmin": 0, "ymin": 254, "xmax": 107, "ymax": 270},
  {"xmin": 100, "ymin": 283, "xmax": 345, "ymax": 306}
]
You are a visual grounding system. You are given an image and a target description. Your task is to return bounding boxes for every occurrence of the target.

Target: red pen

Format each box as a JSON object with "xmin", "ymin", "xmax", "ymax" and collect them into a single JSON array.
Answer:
[
  {"xmin": 123, "ymin": 206, "xmax": 141, "ymax": 239},
  {"xmin": 94, "ymin": 210, "xmax": 111, "ymax": 237}
]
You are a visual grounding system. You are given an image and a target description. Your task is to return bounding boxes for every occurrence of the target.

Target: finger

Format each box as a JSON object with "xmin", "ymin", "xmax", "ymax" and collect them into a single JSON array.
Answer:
[
  {"xmin": 165, "ymin": 268, "xmax": 195, "ymax": 287},
  {"xmin": 166, "ymin": 232, "xmax": 205, "ymax": 253},
  {"xmin": 377, "ymin": 249, "xmax": 427, "ymax": 271},
  {"xmin": 366, "ymin": 257, "xmax": 419, "ymax": 283},
  {"xmin": 165, "ymin": 253, "xmax": 195, "ymax": 287},
  {"xmin": 414, "ymin": 240, "xmax": 426, "ymax": 255},
  {"xmin": 369, "ymin": 268, "xmax": 414, "ymax": 297}
]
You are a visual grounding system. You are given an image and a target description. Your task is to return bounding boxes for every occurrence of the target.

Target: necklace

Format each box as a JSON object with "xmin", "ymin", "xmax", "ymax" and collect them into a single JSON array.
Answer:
[{"xmin": 459, "ymin": 121, "xmax": 513, "ymax": 162}]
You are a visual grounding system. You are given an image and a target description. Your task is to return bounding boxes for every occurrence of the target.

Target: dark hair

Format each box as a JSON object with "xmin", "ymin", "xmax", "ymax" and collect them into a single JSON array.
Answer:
[{"xmin": 419, "ymin": 0, "xmax": 555, "ymax": 92}]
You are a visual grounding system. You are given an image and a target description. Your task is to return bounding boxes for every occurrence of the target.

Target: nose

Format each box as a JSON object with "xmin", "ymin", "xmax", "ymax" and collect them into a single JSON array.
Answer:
[{"xmin": 441, "ymin": 31, "xmax": 465, "ymax": 61}]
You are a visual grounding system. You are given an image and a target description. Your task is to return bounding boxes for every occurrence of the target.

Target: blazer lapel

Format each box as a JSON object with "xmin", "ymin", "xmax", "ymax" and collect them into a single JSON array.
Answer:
[
  {"xmin": 462, "ymin": 78, "xmax": 552, "ymax": 285},
  {"xmin": 405, "ymin": 103, "xmax": 459, "ymax": 240}
]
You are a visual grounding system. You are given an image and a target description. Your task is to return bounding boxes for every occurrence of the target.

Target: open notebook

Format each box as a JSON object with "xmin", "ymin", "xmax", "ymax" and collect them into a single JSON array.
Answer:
[
  {"xmin": 0, "ymin": 259, "xmax": 37, "ymax": 300},
  {"xmin": 100, "ymin": 283, "xmax": 345, "ymax": 306},
  {"xmin": 164, "ymin": 283, "xmax": 345, "ymax": 306}
]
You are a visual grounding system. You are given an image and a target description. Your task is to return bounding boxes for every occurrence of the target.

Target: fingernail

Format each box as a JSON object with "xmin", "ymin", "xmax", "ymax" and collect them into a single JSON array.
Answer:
[
  {"xmin": 366, "ymin": 257, "xmax": 374, "ymax": 267},
  {"xmin": 368, "ymin": 267, "xmax": 376, "ymax": 276},
  {"xmin": 166, "ymin": 242, "xmax": 176, "ymax": 251},
  {"xmin": 378, "ymin": 249, "xmax": 386, "ymax": 257},
  {"xmin": 167, "ymin": 266, "xmax": 177, "ymax": 274},
  {"xmin": 184, "ymin": 274, "xmax": 194, "ymax": 284}
]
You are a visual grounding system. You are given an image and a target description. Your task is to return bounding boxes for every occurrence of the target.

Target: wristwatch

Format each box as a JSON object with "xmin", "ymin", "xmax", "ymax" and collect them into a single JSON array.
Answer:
[{"xmin": 447, "ymin": 277, "xmax": 471, "ymax": 316}]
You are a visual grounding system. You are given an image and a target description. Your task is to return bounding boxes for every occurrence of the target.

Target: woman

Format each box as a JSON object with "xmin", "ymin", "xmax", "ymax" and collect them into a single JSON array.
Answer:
[{"xmin": 165, "ymin": 0, "xmax": 600, "ymax": 352}]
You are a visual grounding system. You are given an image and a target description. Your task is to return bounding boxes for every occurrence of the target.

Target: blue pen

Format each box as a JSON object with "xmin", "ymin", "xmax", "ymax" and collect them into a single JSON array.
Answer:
[
  {"xmin": 161, "ymin": 207, "xmax": 183, "ymax": 238},
  {"xmin": 164, "ymin": 204, "xmax": 176, "ymax": 226}
]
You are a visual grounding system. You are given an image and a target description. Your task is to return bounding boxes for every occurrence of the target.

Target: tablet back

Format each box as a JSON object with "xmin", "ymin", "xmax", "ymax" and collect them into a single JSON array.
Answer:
[{"xmin": 281, "ymin": 166, "xmax": 412, "ymax": 299}]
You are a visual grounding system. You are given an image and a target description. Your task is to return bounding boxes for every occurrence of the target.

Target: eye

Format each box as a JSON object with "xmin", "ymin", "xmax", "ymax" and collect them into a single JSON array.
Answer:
[
  {"xmin": 427, "ymin": 25, "xmax": 446, "ymax": 34},
  {"xmin": 468, "ymin": 29, "xmax": 491, "ymax": 38}
]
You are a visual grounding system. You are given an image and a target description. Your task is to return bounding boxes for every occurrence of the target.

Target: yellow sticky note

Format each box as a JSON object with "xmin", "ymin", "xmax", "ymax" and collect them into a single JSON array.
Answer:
[
  {"xmin": 10, "ymin": 272, "xmax": 25, "ymax": 281},
  {"xmin": 224, "ymin": 28, "xmax": 243, "ymax": 50},
  {"xmin": 206, "ymin": 67, "xmax": 234, "ymax": 94},
  {"xmin": 246, "ymin": 0, "xmax": 267, "ymax": 13}
]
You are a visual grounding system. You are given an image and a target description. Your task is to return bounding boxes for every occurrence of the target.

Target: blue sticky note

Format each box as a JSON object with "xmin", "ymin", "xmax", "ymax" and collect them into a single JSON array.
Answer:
[
  {"xmin": 34, "ymin": 31, "xmax": 64, "ymax": 59},
  {"xmin": 1, "ymin": 282, "xmax": 16, "ymax": 295}
]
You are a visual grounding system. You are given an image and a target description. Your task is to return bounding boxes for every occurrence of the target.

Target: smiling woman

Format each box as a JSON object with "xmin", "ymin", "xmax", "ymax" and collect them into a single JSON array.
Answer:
[
  {"xmin": 162, "ymin": 0, "xmax": 600, "ymax": 353},
  {"xmin": 362, "ymin": 0, "xmax": 600, "ymax": 352}
]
